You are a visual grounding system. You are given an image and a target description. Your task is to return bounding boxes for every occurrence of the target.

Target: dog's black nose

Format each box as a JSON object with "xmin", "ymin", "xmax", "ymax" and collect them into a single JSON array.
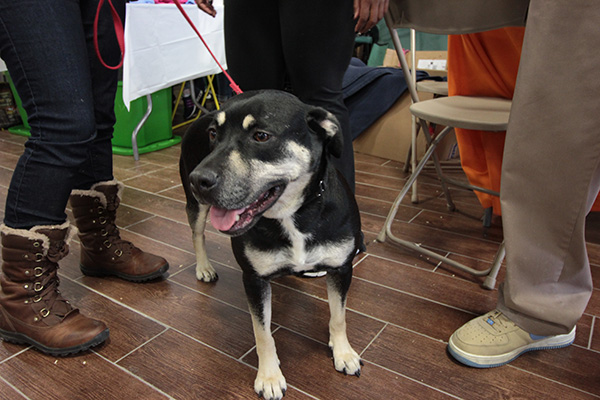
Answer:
[{"xmin": 189, "ymin": 169, "xmax": 219, "ymax": 193}]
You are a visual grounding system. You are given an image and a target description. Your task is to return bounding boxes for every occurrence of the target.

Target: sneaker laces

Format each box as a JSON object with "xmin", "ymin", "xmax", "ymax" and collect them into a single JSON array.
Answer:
[{"xmin": 485, "ymin": 310, "xmax": 516, "ymax": 332}]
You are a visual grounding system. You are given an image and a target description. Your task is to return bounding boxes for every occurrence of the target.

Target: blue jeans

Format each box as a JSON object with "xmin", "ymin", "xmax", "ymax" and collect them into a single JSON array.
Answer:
[{"xmin": 0, "ymin": 0, "xmax": 124, "ymax": 229}]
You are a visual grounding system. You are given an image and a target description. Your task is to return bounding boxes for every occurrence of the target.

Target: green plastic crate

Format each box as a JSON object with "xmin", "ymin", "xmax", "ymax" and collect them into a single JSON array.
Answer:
[
  {"xmin": 112, "ymin": 82, "xmax": 181, "ymax": 156},
  {"xmin": 5, "ymin": 73, "xmax": 30, "ymax": 137}
]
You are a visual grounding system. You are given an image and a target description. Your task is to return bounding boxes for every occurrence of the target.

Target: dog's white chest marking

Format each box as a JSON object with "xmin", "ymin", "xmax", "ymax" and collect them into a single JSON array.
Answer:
[{"xmin": 245, "ymin": 216, "xmax": 354, "ymax": 276}]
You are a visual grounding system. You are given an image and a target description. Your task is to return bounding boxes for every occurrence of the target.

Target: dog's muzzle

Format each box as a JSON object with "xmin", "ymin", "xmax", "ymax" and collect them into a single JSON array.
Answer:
[
  {"xmin": 189, "ymin": 168, "xmax": 285, "ymax": 235},
  {"xmin": 208, "ymin": 184, "xmax": 284, "ymax": 234}
]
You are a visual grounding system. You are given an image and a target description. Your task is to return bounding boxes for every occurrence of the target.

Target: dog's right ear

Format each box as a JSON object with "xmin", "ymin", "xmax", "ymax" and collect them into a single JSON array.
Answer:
[{"xmin": 306, "ymin": 107, "xmax": 344, "ymax": 158}]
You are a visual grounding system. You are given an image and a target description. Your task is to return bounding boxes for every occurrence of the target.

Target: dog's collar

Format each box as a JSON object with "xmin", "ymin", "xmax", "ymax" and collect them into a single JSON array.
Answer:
[
  {"xmin": 306, "ymin": 149, "xmax": 330, "ymax": 205},
  {"xmin": 315, "ymin": 180, "xmax": 325, "ymax": 198},
  {"xmin": 304, "ymin": 179, "xmax": 326, "ymax": 206}
]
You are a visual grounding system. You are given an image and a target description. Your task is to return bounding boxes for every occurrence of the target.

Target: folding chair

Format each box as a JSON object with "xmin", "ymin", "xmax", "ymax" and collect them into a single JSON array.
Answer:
[
  {"xmin": 416, "ymin": 81, "xmax": 448, "ymax": 96},
  {"xmin": 376, "ymin": 0, "xmax": 529, "ymax": 289}
]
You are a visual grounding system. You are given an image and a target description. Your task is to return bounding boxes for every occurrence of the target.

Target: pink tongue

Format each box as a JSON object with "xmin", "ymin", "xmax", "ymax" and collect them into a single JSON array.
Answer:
[{"xmin": 209, "ymin": 206, "xmax": 246, "ymax": 231}]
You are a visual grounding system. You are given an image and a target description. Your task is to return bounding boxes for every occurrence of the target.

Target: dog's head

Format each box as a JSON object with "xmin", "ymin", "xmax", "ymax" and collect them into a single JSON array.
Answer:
[{"xmin": 188, "ymin": 90, "xmax": 343, "ymax": 236}]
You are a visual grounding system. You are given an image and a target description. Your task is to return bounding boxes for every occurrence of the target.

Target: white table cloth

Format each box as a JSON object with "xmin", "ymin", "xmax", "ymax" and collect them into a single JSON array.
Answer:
[{"xmin": 123, "ymin": 1, "xmax": 226, "ymax": 109}]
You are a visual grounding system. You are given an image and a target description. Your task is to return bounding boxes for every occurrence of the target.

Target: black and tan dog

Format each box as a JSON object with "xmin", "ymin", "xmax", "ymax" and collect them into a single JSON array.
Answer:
[{"xmin": 179, "ymin": 90, "xmax": 362, "ymax": 400}]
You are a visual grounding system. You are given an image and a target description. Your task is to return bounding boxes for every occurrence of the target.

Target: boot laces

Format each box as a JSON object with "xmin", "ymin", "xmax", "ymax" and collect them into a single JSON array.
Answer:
[
  {"xmin": 103, "ymin": 223, "xmax": 135, "ymax": 253},
  {"xmin": 101, "ymin": 197, "xmax": 135, "ymax": 253},
  {"xmin": 35, "ymin": 240, "xmax": 73, "ymax": 318}
]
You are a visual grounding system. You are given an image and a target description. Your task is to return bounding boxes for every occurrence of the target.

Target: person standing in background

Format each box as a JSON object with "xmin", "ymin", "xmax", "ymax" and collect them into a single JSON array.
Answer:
[{"xmin": 196, "ymin": 0, "xmax": 389, "ymax": 192}]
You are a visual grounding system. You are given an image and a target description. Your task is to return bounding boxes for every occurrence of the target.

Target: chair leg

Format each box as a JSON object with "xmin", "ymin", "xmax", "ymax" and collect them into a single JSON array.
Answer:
[
  {"xmin": 403, "ymin": 126, "xmax": 416, "ymax": 173},
  {"xmin": 482, "ymin": 206, "xmax": 493, "ymax": 228},
  {"xmin": 482, "ymin": 241, "xmax": 505, "ymax": 290},
  {"xmin": 377, "ymin": 124, "xmax": 504, "ymax": 290},
  {"xmin": 377, "ymin": 125, "xmax": 455, "ymax": 243},
  {"xmin": 405, "ymin": 120, "xmax": 457, "ymax": 210},
  {"xmin": 418, "ymin": 119, "xmax": 455, "ymax": 211},
  {"xmin": 410, "ymin": 117, "xmax": 419, "ymax": 204}
]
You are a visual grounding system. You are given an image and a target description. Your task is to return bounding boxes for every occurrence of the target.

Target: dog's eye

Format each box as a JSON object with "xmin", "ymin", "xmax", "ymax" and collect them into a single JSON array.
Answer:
[
  {"xmin": 253, "ymin": 131, "xmax": 271, "ymax": 142},
  {"xmin": 208, "ymin": 128, "xmax": 217, "ymax": 141}
]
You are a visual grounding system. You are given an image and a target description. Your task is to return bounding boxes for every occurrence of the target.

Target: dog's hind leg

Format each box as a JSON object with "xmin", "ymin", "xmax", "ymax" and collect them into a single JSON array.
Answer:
[
  {"xmin": 192, "ymin": 204, "xmax": 218, "ymax": 282},
  {"xmin": 326, "ymin": 267, "xmax": 362, "ymax": 376},
  {"xmin": 243, "ymin": 273, "xmax": 286, "ymax": 400}
]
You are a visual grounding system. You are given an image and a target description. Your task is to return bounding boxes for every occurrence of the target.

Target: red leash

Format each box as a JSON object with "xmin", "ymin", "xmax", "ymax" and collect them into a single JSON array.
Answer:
[
  {"xmin": 93, "ymin": 0, "xmax": 243, "ymax": 95},
  {"xmin": 94, "ymin": 0, "xmax": 125, "ymax": 70},
  {"xmin": 170, "ymin": 1, "xmax": 242, "ymax": 94}
]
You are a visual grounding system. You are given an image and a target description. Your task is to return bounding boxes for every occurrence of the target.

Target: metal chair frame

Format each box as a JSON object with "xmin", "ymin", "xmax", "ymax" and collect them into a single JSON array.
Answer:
[{"xmin": 375, "ymin": 6, "xmax": 526, "ymax": 288}]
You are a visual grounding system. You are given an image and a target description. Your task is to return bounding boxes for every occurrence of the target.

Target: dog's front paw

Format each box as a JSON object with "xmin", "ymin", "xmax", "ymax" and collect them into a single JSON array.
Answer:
[
  {"xmin": 192, "ymin": 229, "xmax": 218, "ymax": 282},
  {"xmin": 332, "ymin": 346, "xmax": 362, "ymax": 377},
  {"xmin": 196, "ymin": 267, "xmax": 218, "ymax": 282},
  {"xmin": 195, "ymin": 263, "xmax": 218, "ymax": 282},
  {"xmin": 254, "ymin": 370, "xmax": 287, "ymax": 400}
]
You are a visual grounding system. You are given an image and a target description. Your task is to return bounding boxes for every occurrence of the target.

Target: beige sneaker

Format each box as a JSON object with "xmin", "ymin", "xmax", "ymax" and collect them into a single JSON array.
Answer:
[{"xmin": 448, "ymin": 309, "xmax": 575, "ymax": 368}]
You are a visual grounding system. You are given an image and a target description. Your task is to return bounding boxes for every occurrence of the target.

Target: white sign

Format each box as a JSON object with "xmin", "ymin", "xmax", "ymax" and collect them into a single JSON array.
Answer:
[{"xmin": 417, "ymin": 59, "xmax": 447, "ymax": 71}]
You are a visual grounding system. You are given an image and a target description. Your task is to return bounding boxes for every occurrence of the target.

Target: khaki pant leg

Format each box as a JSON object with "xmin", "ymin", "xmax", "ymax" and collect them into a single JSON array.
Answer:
[{"xmin": 497, "ymin": 0, "xmax": 600, "ymax": 335}]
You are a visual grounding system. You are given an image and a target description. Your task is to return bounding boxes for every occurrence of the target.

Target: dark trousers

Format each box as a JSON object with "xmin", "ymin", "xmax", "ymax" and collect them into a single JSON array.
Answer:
[
  {"xmin": 223, "ymin": 0, "xmax": 357, "ymax": 190},
  {"xmin": 0, "ymin": 0, "xmax": 124, "ymax": 228}
]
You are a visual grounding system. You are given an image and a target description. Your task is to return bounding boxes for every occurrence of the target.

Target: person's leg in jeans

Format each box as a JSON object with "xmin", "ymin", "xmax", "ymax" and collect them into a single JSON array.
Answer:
[
  {"xmin": 68, "ymin": 0, "xmax": 168, "ymax": 283},
  {"xmin": 0, "ymin": 0, "xmax": 111, "ymax": 355},
  {"xmin": 448, "ymin": 0, "xmax": 600, "ymax": 367},
  {"xmin": 223, "ymin": 0, "xmax": 286, "ymax": 91},
  {"xmin": 1, "ymin": 0, "xmax": 102, "ymax": 228},
  {"xmin": 279, "ymin": 0, "xmax": 356, "ymax": 190},
  {"xmin": 74, "ymin": 0, "xmax": 123, "ymax": 190},
  {"xmin": 223, "ymin": 0, "xmax": 356, "ymax": 190},
  {"xmin": 0, "ymin": 0, "xmax": 167, "ymax": 356}
]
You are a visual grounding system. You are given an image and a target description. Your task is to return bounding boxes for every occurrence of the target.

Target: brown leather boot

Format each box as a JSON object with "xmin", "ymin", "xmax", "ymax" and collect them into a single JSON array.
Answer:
[
  {"xmin": 0, "ymin": 223, "xmax": 109, "ymax": 356},
  {"xmin": 69, "ymin": 180, "xmax": 168, "ymax": 282}
]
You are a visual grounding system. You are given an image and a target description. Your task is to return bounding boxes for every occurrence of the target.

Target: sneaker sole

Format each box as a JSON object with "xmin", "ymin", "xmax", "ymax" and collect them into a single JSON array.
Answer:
[
  {"xmin": 0, "ymin": 327, "xmax": 109, "ymax": 356},
  {"xmin": 447, "ymin": 327, "xmax": 576, "ymax": 368}
]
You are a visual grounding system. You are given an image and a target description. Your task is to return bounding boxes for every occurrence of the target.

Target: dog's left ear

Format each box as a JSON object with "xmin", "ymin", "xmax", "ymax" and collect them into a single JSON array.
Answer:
[{"xmin": 306, "ymin": 107, "xmax": 344, "ymax": 158}]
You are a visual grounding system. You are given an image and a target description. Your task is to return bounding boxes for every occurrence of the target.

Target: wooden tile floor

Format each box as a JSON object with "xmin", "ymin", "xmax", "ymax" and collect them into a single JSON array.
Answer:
[{"xmin": 0, "ymin": 128, "xmax": 598, "ymax": 399}]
